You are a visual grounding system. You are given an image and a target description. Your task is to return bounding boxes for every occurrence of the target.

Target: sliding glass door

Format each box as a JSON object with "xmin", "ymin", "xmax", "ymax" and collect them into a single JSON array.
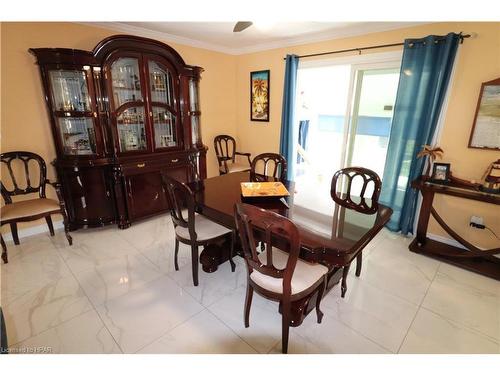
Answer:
[{"xmin": 293, "ymin": 53, "xmax": 401, "ymax": 209}]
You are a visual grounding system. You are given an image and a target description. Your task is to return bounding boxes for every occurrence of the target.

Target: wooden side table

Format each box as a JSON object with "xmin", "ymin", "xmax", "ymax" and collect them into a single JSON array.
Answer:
[{"xmin": 410, "ymin": 176, "xmax": 500, "ymax": 280}]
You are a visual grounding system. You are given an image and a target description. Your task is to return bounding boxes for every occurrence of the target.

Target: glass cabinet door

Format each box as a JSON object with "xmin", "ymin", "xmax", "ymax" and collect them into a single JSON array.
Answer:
[
  {"xmin": 48, "ymin": 67, "xmax": 100, "ymax": 156},
  {"xmin": 189, "ymin": 78, "xmax": 202, "ymax": 146},
  {"xmin": 149, "ymin": 61, "xmax": 174, "ymax": 106},
  {"xmin": 110, "ymin": 57, "xmax": 143, "ymax": 108},
  {"xmin": 147, "ymin": 59, "xmax": 179, "ymax": 150},
  {"xmin": 49, "ymin": 70, "xmax": 91, "ymax": 112},
  {"xmin": 58, "ymin": 117, "xmax": 96, "ymax": 155},
  {"xmin": 116, "ymin": 107, "xmax": 147, "ymax": 152},
  {"xmin": 152, "ymin": 106, "xmax": 177, "ymax": 148},
  {"xmin": 109, "ymin": 56, "xmax": 149, "ymax": 154}
]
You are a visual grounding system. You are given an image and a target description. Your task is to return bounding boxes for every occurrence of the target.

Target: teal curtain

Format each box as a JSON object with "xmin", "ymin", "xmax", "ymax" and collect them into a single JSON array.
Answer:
[
  {"xmin": 279, "ymin": 54, "xmax": 299, "ymax": 180},
  {"xmin": 381, "ymin": 33, "xmax": 460, "ymax": 234}
]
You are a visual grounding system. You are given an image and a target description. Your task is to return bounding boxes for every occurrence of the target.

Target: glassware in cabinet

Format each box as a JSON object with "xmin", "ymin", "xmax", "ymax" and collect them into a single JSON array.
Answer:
[
  {"xmin": 116, "ymin": 107, "xmax": 147, "ymax": 152},
  {"xmin": 58, "ymin": 117, "xmax": 96, "ymax": 155},
  {"xmin": 152, "ymin": 106, "xmax": 177, "ymax": 148}
]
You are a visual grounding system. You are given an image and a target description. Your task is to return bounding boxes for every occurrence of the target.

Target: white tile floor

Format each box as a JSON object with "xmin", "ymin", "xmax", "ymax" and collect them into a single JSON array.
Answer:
[{"xmin": 1, "ymin": 215, "xmax": 499, "ymax": 354}]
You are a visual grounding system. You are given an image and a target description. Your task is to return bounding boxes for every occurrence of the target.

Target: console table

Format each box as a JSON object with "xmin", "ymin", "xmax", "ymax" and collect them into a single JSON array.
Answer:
[{"xmin": 410, "ymin": 176, "xmax": 500, "ymax": 280}]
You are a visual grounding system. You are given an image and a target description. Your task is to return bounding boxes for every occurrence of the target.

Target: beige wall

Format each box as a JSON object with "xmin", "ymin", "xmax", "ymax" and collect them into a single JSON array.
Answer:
[
  {"xmin": 0, "ymin": 22, "xmax": 237, "ymax": 233},
  {"xmin": 1, "ymin": 21, "xmax": 499, "ymax": 249},
  {"xmin": 234, "ymin": 22, "xmax": 500, "ymax": 249}
]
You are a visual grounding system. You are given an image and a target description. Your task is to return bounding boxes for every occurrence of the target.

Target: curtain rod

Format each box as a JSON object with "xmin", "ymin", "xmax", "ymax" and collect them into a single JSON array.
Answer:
[{"xmin": 284, "ymin": 33, "xmax": 471, "ymax": 60}]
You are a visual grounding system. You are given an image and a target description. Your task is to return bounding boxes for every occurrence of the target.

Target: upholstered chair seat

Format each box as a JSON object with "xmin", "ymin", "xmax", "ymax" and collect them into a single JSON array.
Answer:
[
  {"xmin": 175, "ymin": 213, "xmax": 232, "ymax": 242},
  {"xmin": 219, "ymin": 162, "xmax": 250, "ymax": 174},
  {"xmin": 250, "ymin": 247, "xmax": 328, "ymax": 295},
  {"xmin": 1, "ymin": 198, "xmax": 60, "ymax": 221}
]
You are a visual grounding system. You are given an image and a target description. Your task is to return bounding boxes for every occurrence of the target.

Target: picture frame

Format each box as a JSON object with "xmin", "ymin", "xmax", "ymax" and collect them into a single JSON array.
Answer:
[
  {"xmin": 468, "ymin": 77, "xmax": 500, "ymax": 150},
  {"xmin": 430, "ymin": 162, "xmax": 451, "ymax": 184},
  {"xmin": 250, "ymin": 70, "xmax": 270, "ymax": 122}
]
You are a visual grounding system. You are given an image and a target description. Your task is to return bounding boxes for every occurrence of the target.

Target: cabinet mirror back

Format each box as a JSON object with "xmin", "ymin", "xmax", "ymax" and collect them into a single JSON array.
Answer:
[{"xmin": 30, "ymin": 35, "xmax": 206, "ymax": 230}]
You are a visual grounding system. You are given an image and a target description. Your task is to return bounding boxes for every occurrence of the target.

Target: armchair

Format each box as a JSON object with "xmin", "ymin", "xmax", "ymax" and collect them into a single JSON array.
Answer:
[
  {"xmin": 214, "ymin": 135, "xmax": 251, "ymax": 175},
  {"xmin": 0, "ymin": 151, "xmax": 72, "ymax": 263}
]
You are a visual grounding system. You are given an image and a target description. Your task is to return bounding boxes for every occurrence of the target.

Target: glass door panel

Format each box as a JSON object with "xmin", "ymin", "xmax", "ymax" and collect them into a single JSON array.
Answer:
[
  {"xmin": 148, "ymin": 61, "xmax": 174, "ymax": 105},
  {"xmin": 58, "ymin": 117, "xmax": 96, "ymax": 155},
  {"xmin": 152, "ymin": 106, "xmax": 177, "ymax": 148},
  {"xmin": 347, "ymin": 68, "xmax": 400, "ymax": 180},
  {"xmin": 117, "ymin": 107, "xmax": 147, "ymax": 152},
  {"xmin": 49, "ymin": 70, "xmax": 91, "ymax": 112},
  {"xmin": 189, "ymin": 78, "xmax": 202, "ymax": 145},
  {"xmin": 111, "ymin": 57, "xmax": 143, "ymax": 108}
]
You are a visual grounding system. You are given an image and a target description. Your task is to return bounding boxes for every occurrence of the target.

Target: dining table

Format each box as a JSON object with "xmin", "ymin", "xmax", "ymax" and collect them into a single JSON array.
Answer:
[{"xmin": 187, "ymin": 171, "xmax": 392, "ymax": 326}]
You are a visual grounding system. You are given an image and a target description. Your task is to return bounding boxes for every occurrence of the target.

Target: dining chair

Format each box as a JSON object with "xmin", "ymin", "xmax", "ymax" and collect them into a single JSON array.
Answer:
[
  {"xmin": 330, "ymin": 166, "xmax": 381, "ymax": 297},
  {"xmin": 250, "ymin": 153, "xmax": 288, "ymax": 182},
  {"xmin": 161, "ymin": 174, "xmax": 236, "ymax": 286},
  {"xmin": 214, "ymin": 135, "xmax": 252, "ymax": 175},
  {"xmin": 0, "ymin": 151, "xmax": 72, "ymax": 263},
  {"xmin": 234, "ymin": 203, "xmax": 328, "ymax": 354}
]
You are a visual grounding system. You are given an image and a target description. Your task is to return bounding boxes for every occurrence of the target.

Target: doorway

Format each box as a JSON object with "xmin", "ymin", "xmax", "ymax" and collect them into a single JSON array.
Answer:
[{"xmin": 293, "ymin": 52, "xmax": 401, "ymax": 209}]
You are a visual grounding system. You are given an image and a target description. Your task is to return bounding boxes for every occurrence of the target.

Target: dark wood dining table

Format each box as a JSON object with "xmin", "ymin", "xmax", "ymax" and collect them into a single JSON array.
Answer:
[{"xmin": 187, "ymin": 171, "xmax": 392, "ymax": 325}]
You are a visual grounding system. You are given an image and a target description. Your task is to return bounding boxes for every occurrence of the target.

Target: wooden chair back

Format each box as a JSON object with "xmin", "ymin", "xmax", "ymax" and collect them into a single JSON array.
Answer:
[
  {"xmin": 214, "ymin": 135, "xmax": 236, "ymax": 164},
  {"xmin": 1, "ymin": 151, "xmax": 48, "ymax": 204},
  {"xmin": 161, "ymin": 173, "xmax": 197, "ymax": 240},
  {"xmin": 234, "ymin": 203, "xmax": 300, "ymax": 296},
  {"xmin": 330, "ymin": 167, "xmax": 381, "ymax": 214},
  {"xmin": 250, "ymin": 153, "xmax": 287, "ymax": 182}
]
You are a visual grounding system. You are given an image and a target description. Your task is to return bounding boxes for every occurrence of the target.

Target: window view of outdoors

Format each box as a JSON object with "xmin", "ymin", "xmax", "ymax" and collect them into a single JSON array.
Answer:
[{"xmin": 293, "ymin": 63, "xmax": 400, "ymax": 211}]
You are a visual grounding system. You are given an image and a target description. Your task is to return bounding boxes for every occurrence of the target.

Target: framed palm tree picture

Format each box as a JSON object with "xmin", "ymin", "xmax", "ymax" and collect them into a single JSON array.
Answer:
[{"xmin": 250, "ymin": 70, "xmax": 270, "ymax": 121}]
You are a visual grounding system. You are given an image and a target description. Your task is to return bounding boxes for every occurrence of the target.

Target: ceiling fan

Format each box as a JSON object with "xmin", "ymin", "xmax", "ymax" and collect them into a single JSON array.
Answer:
[{"xmin": 233, "ymin": 21, "xmax": 253, "ymax": 32}]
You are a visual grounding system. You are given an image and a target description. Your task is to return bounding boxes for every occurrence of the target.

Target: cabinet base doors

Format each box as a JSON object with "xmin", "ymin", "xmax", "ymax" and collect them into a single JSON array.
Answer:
[
  {"xmin": 123, "ymin": 166, "xmax": 189, "ymax": 221},
  {"xmin": 59, "ymin": 166, "xmax": 116, "ymax": 229}
]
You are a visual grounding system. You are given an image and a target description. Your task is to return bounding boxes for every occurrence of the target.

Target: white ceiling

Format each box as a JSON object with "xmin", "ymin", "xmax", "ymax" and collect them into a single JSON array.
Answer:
[{"xmin": 86, "ymin": 22, "xmax": 424, "ymax": 55}]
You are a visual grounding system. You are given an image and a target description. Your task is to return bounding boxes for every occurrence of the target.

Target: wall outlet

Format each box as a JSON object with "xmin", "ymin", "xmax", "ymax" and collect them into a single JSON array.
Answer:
[
  {"xmin": 470, "ymin": 216, "xmax": 484, "ymax": 226},
  {"xmin": 470, "ymin": 215, "xmax": 485, "ymax": 229}
]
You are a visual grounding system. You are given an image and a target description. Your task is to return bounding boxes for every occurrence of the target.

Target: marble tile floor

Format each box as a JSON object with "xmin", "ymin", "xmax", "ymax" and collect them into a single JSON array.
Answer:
[{"xmin": 1, "ymin": 215, "xmax": 499, "ymax": 354}]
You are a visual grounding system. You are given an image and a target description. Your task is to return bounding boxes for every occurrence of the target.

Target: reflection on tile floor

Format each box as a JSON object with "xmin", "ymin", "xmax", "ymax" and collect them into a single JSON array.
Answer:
[{"xmin": 1, "ymin": 215, "xmax": 499, "ymax": 354}]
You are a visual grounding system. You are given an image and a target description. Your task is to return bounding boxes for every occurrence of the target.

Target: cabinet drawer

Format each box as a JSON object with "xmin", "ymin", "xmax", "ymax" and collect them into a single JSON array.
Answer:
[{"xmin": 121, "ymin": 154, "xmax": 189, "ymax": 175}]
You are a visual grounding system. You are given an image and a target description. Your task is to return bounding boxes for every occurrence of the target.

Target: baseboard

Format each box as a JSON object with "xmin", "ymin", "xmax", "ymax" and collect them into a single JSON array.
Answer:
[
  {"xmin": 426, "ymin": 232, "xmax": 500, "ymax": 259},
  {"xmin": 426, "ymin": 233, "xmax": 468, "ymax": 250},
  {"xmin": 2, "ymin": 220, "xmax": 64, "ymax": 243}
]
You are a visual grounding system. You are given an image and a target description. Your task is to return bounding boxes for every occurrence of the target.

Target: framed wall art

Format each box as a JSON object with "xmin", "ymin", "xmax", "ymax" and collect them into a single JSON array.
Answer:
[
  {"xmin": 250, "ymin": 70, "xmax": 270, "ymax": 122},
  {"xmin": 468, "ymin": 77, "xmax": 500, "ymax": 150}
]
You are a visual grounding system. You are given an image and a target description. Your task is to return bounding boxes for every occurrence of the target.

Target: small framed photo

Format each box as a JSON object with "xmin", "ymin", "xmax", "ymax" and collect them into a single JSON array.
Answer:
[
  {"xmin": 250, "ymin": 70, "xmax": 270, "ymax": 122},
  {"xmin": 431, "ymin": 163, "xmax": 451, "ymax": 184}
]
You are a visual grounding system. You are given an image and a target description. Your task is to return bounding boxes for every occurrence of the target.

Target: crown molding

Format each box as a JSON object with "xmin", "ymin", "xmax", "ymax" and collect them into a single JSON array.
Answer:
[
  {"xmin": 80, "ymin": 22, "xmax": 238, "ymax": 55},
  {"xmin": 228, "ymin": 22, "xmax": 427, "ymax": 55},
  {"xmin": 81, "ymin": 21, "xmax": 428, "ymax": 56}
]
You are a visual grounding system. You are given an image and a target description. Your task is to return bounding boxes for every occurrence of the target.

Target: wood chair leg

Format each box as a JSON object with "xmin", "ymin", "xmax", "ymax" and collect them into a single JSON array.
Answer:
[
  {"xmin": 174, "ymin": 239, "xmax": 180, "ymax": 271},
  {"xmin": 191, "ymin": 244, "xmax": 199, "ymax": 286},
  {"xmin": 244, "ymin": 283, "xmax": 253, "ymax": 328},
  {"xmin": 281, "ymin": 299, "xmax": 291, "ymax": 354},
  {"xmin": 229, "ymin": 230, "xmax": 236, "ymax": 272},
  {"xmin": 355, "ymin": 252, "xmax": 362, "ymax": 277},
  {"xmin": 341, "ymin": 264, "xmax": 351, "ymax": 298},
  {"xmin": 1, "ymin": 235, "xmax": 7, "ymax": 264},
  {"xmin": 45, "ymin": 216, "xmax": 55, "ymax": 236},
  {"xmin": 316, "ymin": 277, "xmax": 327, "ymax": 324},
  {"xmin": 10, "ymin": 223, "xmax": 19, "ymax": 245}
]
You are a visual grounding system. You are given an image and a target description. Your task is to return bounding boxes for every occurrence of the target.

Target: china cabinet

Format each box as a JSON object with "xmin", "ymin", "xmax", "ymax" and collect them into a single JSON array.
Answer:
[{"xmin": 30, "ymin": 35, "xmax": 206, "ymax": 229}]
